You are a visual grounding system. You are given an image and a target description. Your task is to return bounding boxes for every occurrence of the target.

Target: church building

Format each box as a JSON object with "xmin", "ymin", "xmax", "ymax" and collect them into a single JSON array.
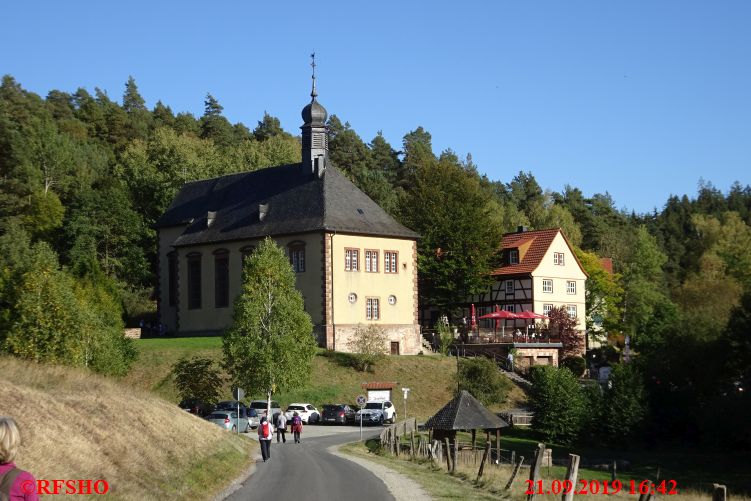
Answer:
[{"xmin": 155, "ymin": 73, "xmax": 422, "ymax": 354}]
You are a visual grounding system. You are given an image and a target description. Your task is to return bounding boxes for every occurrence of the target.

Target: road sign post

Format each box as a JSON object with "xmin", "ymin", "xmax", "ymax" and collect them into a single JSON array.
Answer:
[
  {"xmin": 356, "ymin": 394, "xmax": 366, "ymax": 440},
  {"xmin": 233, "ymin": 388, "xmax": 245, "ymax": 434},
  {"xmin": 401, "ymin": 387, "xmax": 410, "ymax": 421}
]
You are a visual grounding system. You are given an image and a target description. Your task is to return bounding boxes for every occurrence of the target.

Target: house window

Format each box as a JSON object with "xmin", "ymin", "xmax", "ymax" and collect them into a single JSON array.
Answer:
[
  {"xmin": 505, "ymin": 280, "xmax": 514, "ymax": 294},
  {"xmin": 388, "ymin": 295, "xmax": 397, "ymax": 305},
  {"xmin": 554, "ymin": 252, "xmax": 565, "ymax": 265},
  {"xmin": 567, "ymin": 305, "xmax": 577, "ymax": 319},
  {"xmin": 214, "ymin": 250, "xmax": 229, "ymax": 308},
  {"xmin": 187, "ymin": 253, "xmax": 202, "ymax": 310},
  {"xmin": 509, "ymin": 249, "xmax": 519, "ymax": 264},
  {"xmin": 167, "ymin": 252, "xmax": 177, "ymax": 307},
  {"xmin": 345, "ymin": 248, "xmax": 359, "ymax": 271},
  {"xmin": 366, "ymin": 298, "xmax": 380, "ymax": 320},
  {"xmin": 504, "ymin": 304, "xmax": 515, "ymax": 313},
  {"xmin": 384, "ymin": 251, "xmax": 398, "ymax": 273},
  {"xmin": 567, "ymin": 281, "xmax": 576, "ymax": 294},
  {"xmin": 348, "ymin": 293, "xmax": 358, "ymax": 303},
  {"xmin": 365, "ymin": 250, "xmax": 379, "ymax": 273},
  {"xmin": 543, "ymin": 303, "xmax": 553, "ymax": 315},
  {"xmin": 542, "ymin": 279, "xmax": 553, "ymax": 293},
  {"xmin": 289, "ymin": 242, "xmax": 305, "ymax": 273}
]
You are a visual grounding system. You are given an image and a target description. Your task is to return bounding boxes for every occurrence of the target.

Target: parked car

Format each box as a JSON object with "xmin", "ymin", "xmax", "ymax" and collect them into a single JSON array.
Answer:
[
  {"xmin": 179, "ymin": 398, "xmax": 214, "ymax": 417},
  {"xmin": 284, "ymin": 403, "xmax": 320, "ymax": 424},
  {"xmin": 321, "ymin": 404, "xmax": 358, "ymax": 425},
  {"xmin": 205, "ymin": 410, "xmax": 250, "ymax": 433},
  {"xmin": 355, "ymin": 400, "xmax": 396, "ymax": 425},
  {"xmin": 248, "ymin": 400, "xmax": 282, "ymax": 422},
  {"xmin": 247, "ymin": 408, "xmax": 260, "ymax": 429},
  {"xmin": 215, "ymin": 400, "xmax": 246, "ymax": 412}
]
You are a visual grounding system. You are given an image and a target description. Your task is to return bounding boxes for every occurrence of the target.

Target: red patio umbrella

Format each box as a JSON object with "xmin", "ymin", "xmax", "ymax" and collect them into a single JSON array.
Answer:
[
  {"xmin": 515, "ymin": 310, "xmax": 549, "ymax": 340},
  {"xmin": 478, "ymin": 308, "xmax": 518, "ymax": 337},
  {"xmin": 514, "ymin": 311, "xmax": 548, "ymax": 320},
  {"xmin": 470, "ymin": 304, "xmax": 477, "ymax": 333}
]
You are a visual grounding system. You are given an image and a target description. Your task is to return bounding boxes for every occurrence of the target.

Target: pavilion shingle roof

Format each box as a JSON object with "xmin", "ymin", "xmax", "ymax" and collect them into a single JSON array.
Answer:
[
  {"xmin": 155, "ymin": 164, "xmax": 419, "ymax": 246},
  {"xmin": 425, "ymin": 390, "xmax": 508, "ymax": 430}
]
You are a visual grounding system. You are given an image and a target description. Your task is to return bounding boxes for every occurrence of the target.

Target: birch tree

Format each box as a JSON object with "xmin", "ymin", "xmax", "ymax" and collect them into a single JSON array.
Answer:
[{"xmin": 222, "ymin": 237, "xmax": 317, "ymax": 416}]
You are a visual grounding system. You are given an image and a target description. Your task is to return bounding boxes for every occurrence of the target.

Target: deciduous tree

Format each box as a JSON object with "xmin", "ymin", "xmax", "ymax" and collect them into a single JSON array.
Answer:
[{"xmin": 222, "ymin": 238, "xmax": 317, "ymax": 416}]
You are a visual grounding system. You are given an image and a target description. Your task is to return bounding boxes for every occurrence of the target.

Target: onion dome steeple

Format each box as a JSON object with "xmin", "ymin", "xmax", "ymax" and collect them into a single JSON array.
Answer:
[{"xmin": 301, "ymin": 53, "xmax": 328, "ymax": 177}]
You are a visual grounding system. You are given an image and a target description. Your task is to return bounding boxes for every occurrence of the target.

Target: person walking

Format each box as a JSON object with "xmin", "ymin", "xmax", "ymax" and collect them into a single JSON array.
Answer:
[
  {"xmin": 0, "ymin": 417, "xmax": 39, "ymax": 501},
  {"xmin": 275, "ymin": 412, "xmax": 287, "ymax": 444},
  {"xmin": 257, "ymin": 416, "xmax": 274, "ymax": 462},
  {"xmin": 291, "ymin": 412, "xmax": 303, "ymax": 444}
]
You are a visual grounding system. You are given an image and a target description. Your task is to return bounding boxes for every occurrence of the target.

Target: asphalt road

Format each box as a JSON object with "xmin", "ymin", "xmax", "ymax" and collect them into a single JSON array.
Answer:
[{"xmin": 226, "ymin": 428, "xmax": 394, "ymax": 501}]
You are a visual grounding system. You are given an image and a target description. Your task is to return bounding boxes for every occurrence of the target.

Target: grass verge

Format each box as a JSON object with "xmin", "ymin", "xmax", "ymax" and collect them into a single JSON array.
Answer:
[
  {"xmin": 0, "ymin": 355, "xmax": 255, "ymax": 500},
  {"xmin": 125, "ymin": 338, "xmax": 524, "ymax": 421},
  {"xmin": 342, "ymin": 439, "xmax": 750, "ymax": 501}
]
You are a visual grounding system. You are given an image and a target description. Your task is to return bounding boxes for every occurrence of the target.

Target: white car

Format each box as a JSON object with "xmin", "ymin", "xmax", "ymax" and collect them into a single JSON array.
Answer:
[
  {"xmin": 284, "ymin": 403, "xmax": 320, "ymax": 424},
  {"xmin": 355, "ymin": 400, "xmax": 396, "ymax": 425}
]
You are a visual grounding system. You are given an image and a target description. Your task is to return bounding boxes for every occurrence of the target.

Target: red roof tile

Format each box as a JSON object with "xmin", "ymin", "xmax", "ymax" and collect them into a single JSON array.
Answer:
[
  {"xmin": 361, "ymin": 382, "xmax": 397, "ymax": 390},
  {"xmin": 600, "ymin": 257, "xmax": 613, "ymax": 274},
  {"xmin": 491, "ymin": 228, "xmax": 587, "ymax": 277}
]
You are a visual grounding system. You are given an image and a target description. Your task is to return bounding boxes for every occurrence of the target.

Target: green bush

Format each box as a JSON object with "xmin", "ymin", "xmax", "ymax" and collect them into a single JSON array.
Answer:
[
  {"xmin": 435, "ymin": 322, "xmax": 455, "ymax": 356},
  {"xmin": 528, "ymin": 365, "xmax": 585, "ymax": 444},
  {"xmin": 172, "ymin": 356, "xmax": 224, "ymax": 405},
  {"xmin": 561, "ymin": 356, "xmax": 586, "ymax": 377},
  {"xmin": 346, "ymin": 324, "xmax": 388, "ymax": 372},
  {"xmin": 602, "ymin": 363, "xmax": 647, "ymax": 444},
  {"xmin": 456, "ymin": 357, "xmax": 511, "ymax": 406}
]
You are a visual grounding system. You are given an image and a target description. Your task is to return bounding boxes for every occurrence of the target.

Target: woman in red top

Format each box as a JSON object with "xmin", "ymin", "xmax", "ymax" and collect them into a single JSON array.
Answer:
[{"xmin": 0, "ymin": 417, "xmax": 39, "ymax": 501}]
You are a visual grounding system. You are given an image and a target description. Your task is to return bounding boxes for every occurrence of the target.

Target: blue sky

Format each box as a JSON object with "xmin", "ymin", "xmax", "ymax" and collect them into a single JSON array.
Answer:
[{"xmin": 3, "ymin": 1, "xmax": 749, "ymax": 213}]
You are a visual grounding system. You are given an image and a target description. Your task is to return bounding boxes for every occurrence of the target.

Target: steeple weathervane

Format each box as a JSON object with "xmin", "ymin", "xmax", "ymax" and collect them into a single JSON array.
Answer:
[
  {"xmin": 310, "ymin": 52, "xmax": 317, "ymax": 98},
  {"xmin": 301, "ymin": 53, "xmax": 328, "ymax": 176}
]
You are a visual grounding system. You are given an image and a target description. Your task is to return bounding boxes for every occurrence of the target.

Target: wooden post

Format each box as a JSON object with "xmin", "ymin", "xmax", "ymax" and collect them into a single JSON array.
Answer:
[
  {"xmin": 444, "ymin": 438, "xmax": 452, "ymax": 472},
  {"xmin": 394, "ymin": 428, "xmax": 400, "ymax": 457},
  {"xmin": 477, "ymin": 442, "xmax": 492, "ymax": 481},
  {"xmin": 712, "ymin": 484, "xmax": 727, "ymax": 501},
  {"xmin": 453, "ymin": 438, "xmax": 458, "ymax": 473},
  {"xmin": 471, "ymin": 429, "xmax": 477, "ymax": 465},
  {"xmin": 496, "ymin": 429, "xmax": 501, "ymax": 465},
  {"xmin": 410, "ymin": 431, "xmax": 415, "ymax": 460},
  {"xmin": 527, "ymin": 443, "xmax": 546, "ymax": 501},
  {"xmin": 562, "ymin": 454, "xmax": 580, "ymax": 501},
  {"xmin": 611, "ymin": 459, "xmax": 617, "ymax": 481},
  {"xmin": 504, "ymin": 455, "xmax": 525, "ymax": 491},
  {"xmin": 511, "ymin": 449, "xmax": 516, "ymax": 466}
]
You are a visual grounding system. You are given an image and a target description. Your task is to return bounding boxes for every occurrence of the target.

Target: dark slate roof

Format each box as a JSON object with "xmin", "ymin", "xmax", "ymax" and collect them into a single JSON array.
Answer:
[
  {"xmin": 425, "ymin": 390, "xmax": 508, "ymax": 430},
  {"xmin": 155, "ymin": 164, "xmax": 419, "ymax": 246}
]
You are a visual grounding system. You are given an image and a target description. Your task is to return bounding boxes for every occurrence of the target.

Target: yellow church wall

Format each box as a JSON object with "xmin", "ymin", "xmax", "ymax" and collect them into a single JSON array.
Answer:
[
  {"xmin": 164, "ymin": 232, "xmax": 323, "ymax": 334},
  {"xmin": 330, "ymin": 234, "xmax": 416, "ymax": 326}
]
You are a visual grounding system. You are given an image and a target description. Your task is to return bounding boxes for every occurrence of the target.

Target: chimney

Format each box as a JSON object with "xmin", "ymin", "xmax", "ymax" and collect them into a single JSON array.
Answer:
[{"xmin": 259, "ymin": 203, "xmax": 269, "ymax": 221}]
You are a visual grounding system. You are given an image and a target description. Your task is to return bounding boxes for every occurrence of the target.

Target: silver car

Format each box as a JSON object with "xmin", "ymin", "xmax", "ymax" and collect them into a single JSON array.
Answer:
[
  {"xmin": 248, "ymin": 400, "xmax": 282, "ymax": 422},
  {"xmin": 205, "ymin": 410, "xmax": 250, "ymax": 433}
]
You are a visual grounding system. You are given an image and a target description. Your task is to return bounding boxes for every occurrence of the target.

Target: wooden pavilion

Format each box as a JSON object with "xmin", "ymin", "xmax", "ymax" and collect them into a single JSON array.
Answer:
[{"xmin": 425, "ymin": 390, "xmax": 509, "ymax": 462}]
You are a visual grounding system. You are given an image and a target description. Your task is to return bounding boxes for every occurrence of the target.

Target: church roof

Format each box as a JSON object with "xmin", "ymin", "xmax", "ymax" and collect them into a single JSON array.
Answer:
[{"xmin": 155, "ymin": 164, "xmax": 419, "ymax": 246}]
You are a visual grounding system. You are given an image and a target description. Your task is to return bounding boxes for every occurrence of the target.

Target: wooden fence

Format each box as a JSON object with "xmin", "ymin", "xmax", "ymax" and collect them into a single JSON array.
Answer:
[{"xmin": 375, "ymin": 434, "xmax": 734, "ymax": 500}]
